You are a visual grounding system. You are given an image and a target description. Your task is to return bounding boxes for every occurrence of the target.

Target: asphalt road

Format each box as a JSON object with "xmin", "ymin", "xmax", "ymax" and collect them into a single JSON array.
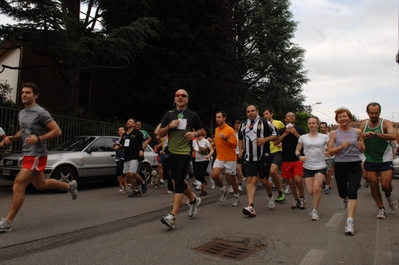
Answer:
[{"xmin": 0, "ymin": 177, "xmax": 399, "ymax": 265}]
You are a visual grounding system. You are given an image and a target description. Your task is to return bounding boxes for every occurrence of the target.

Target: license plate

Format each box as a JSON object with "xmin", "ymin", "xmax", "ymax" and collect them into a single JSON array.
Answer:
[{"xmin": 2, "ymin": 169, "xmax": 10, "ymax": 176}]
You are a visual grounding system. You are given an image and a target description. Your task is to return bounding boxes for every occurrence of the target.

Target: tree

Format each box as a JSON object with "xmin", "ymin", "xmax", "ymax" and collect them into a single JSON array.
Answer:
[
  {"xmin": 0, "ymin": 0, "xmax": 159, "ymax": 114},
  {"xmin": 232, "ymin": 0, "xmax": 309, "ymax": 118},
  {"xmin": 0, "ymin": 80, "xmax": 18, "ymax": 108}
]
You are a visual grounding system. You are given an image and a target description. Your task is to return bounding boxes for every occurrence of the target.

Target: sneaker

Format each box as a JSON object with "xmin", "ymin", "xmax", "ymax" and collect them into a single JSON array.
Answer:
[
  {"xmin": 376, "ymin": 208, "xmax": 386, "ymax": 219},
  {"xmin": 68, "ymin": 180, "xmax": 78, "ymax": 200},
  {"xmin": 199, "ymin": 191, "xmax": 208, "ymax": 196},
  {"xmin": 243, "ymin": 205, "xmax": 256, "ymax": 217},
  {"xmin": 275, "ymin": 191, "xmax": 286, "ymax": 202},
  {"xmin": 0, "ymin": 218, "xmax": 12, "ymax": 232},
  {"xmin": 309, "ymin": 210, "xmax": 319, "ymax": 221},
  {"xmin": 238, "ymin": 184, "xmax": 243, "ymax": 192},
  {"xmin": 161, "ymin": 213, "xmax": 175, "ymax": 229},
  {"xmin": 188, "ymin": 197, "xmax": 201, "ymax": 217},
  {"xmin": 242, "ymin": 177, "xmax": 247, "ymax": 181},
  {"xmin": 141, "ymin": 181, "xmax": 147, "ymax": 194},
  {"xmin": 283, "ymin": 186, "xmax": 291, "ymax": 195},
  {"xmin": 325, "ymin": 187, "xmax": 330, "ymax": 195},
  {"xmin": 387, "ymin": 194, "xmax": 398, "ymax": 210},
  {"xmin": 119, "ymin": 186, "xmax": 124, "ymax": 193},
  {"xmin": 291, "ymin": 199, "xmax": 300, "ymax": 209},
  {"xmin": 344, "ymin": 219, "xmax": 354, "ymax": 235},
  {"xmin": 256, "ymin": 180, "xmax": 262, "ymax": 187},
  {"xmin": 299, "ymin": 197, "xmax": 306, "ymax": 210},
  {"xmin": 232, "ymin": 197, "xmax": 240, "ymax": 207},
  {"xmin": 211, "ymin": 182, "xmax": 216, "ymax": 189},
  {"xmin": 227, "ymin": 185, "xmax": 234, "ymax": 194},
  {"xmin": 123, "ymin": 188, "xmax": 128, "ymax": 194},
  {"xmin": 268, "ymin": 195, "xmax": 275, "ymax": 208},
  {"xmin": 195, "ymin": 184, "xmax": 202, "ymax": 191},
  {"xmin": 340, "ymin": 199, "xmax": 348, "ymax": 210},
  {"xmin": 363, "ymin": 180, "xmax": 369, "ymax": 188},
  {"xmin": 128, "ymin": 189, "xmax": 141, "ymax": 197},
  {"xmin": 158, "ymin": 181, "xmax": 165, "ymax": 188},
  {"xmin": 219, "ymin": 189, "xmax": 228, "ymax": 202},
  {"xmin": 166, "ymin": 190, "xmax": 174, "ymax": 194}
]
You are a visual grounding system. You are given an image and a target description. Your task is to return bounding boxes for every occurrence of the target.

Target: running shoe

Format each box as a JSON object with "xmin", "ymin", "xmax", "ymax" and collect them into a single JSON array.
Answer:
[
  {"xmin": 68, "ymin": 180, "xmax": 78, "ymax": 200},
  {"xmin": 291, "ymin": 199, "xmax": 300, "ymax": 209},
  {"xmin": 238, "ymin": 184, "xmax": 243, "ymax": 192},
  {"xmin": 243, "ymin": 205, "xmax": 256, "ymax": 217},
  {"xmin": 141, "ymin": 181, "xmax": 147, "ymax": 194},
  {"xmin": 158, "ymin": 181, "xmax": 165, "ymax": 188},
  {"xmin": 325, "ymin": 187, "xmax": 330, "ymax": 195},
  {"xmin": 299, "ymin": 197, "xmax": 306, "ymax": 210},
  {"xmin": 309, "ymin": 210, "xmax": 319, "ymax": 221},
  {"xmin": 166, "ymin": 190, "xmax": 174, "ymax": 194},
  {"xmin": 199, "ymin": 191, "xmax": 207, "ymax": 196},
  {"xmin": 363, "ymin": 180, "xmax": 369, "ymax": 188},
  {"xmin": 128, "ymin": 189, "xmax": 142, "ymax": 197},
  {"xmin": 161, "ymin": 213, "xmax": 175, "ymax": 229},
  {"xmin": 376, "ymin": 208, "xmax": 386, "ymax": 219},
  {"xmin": 387, "ymin": 194, "xmax": 398, "ymax": 210},
  {"xmin": 119, "ymin": 186, "xmax": 124, "ymax": 193},
  {"xmin": 0, "ymin": 218, "xmax": 12, "ymax": 232},
  {"xmin": 283, "ymin": 186, "xmax": 291, "ymax": 195},
  {"xmin": 219, "ymin": 189, "xmax": 228, "ymax": 202},
  {"xmin": 188, "ymin": 197, "xmax": 201, "ymax": 217},
  {"xmin": 340, "ymin": 199, "xmax": 348, "ymax": 210},
  {"xmin": 344, "ymin": 219, "xmax": 354, "ymax": 235},
  {"xmin": 275, "ymin": 191, "xmax": 286, "ymax": 202},
  {"xmin": 227, "ymin": 185, "xmax": 234, "ymax": 194},
  {"xmin": 195, "ymin": 184, "xmax": 202, "ymax": 191},
  {"xmin": 232, "ymin": 197, "xmax": 240, "ymax": 207},
  {"xmin": 268, "ymin": 195, "xmax": 275, "ymax": 208}
]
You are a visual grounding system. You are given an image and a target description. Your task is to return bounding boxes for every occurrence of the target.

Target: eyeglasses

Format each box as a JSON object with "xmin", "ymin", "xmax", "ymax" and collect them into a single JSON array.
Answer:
[{"xmin": 175, "ymin": 93, "xmax": 188, "ymax": 98}]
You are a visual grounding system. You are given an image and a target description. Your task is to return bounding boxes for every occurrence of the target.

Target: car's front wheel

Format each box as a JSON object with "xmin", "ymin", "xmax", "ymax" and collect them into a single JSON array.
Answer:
[
  {"xmin": 50, "ymin": 166, "xmax": 77, "ymax": 183},
  {"xmin": 140, "ymin": 163, "xmax": 152, "ymax": 184}
]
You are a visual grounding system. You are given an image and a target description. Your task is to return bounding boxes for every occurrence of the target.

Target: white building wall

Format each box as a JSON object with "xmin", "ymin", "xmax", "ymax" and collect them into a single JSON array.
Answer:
[{"xmin": 0, "ymin": 48, "xmax": 21, "ymax": 103}]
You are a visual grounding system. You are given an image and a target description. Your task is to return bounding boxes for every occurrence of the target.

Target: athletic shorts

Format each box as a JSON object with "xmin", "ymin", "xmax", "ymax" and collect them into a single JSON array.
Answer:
[
  {"xmin": 281, "ymin": 160, "xmax": 303, "ymax": 179},
  {"xmin": 158, "ymin": 153, "xmax": 164, "ymax": 164},
  {"xmin": 325, "ymin": 158, "xmax": 333, "ymax": 171},
  {"xmin": 243, "ymin": 156, "xmax": 272, "ymax": 179},
  {"xmin": 213, "ymin": 159, "xmax": 237, "ymax": 175},
  {"xmin": 123, "ymin": 159, "xmax": 140, "ymax": 174},
  {"xmin": 364, "ymin": 161, "xmax": 393, "ymax": 171},
  {"xmin": 236, "ymin": 154, "xmax": 243, "ymax": 165},
  {"xmin": 270, "ymin": 152, "xmax": 282, "ymax": 167},
  {"xmin": 303, "ymin": 167, "xmax": 327, "ymax": 178},
  {"xmin": 22, "ymin": 156, "xmax": 48, "ymax": 171}
]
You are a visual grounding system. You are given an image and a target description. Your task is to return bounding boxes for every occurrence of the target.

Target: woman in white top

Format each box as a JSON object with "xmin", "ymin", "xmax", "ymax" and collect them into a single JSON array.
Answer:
[
  {"xmin": 192, "ymin": 131, "xmax": 214, "ymax": 196},
  {"xmin": 295, "ymin": 116, "xmax": 329, "ymax": 221}
]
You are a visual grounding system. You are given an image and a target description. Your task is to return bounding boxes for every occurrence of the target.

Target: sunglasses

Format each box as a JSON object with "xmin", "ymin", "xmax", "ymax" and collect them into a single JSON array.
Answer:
[{"xmin": 175, "ymin": 93, "xmax": 188, "ymax": 98}]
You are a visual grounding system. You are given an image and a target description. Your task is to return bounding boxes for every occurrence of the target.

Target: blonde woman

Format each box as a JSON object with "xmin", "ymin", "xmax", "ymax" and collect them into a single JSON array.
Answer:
[
  {"xmin": 327, "ymin": 108, "xmax": 365, "ymax": 235},
  {"xmin": 295, "ymin": 116, "xmax": 328, "ymax": 221}
]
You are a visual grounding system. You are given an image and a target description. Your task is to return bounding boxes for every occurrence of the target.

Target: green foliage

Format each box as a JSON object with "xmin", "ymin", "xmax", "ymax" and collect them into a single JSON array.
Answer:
[
  {"xmin": 0, "ymin": 80, "xmax": 18, "ymax": 108},
  {"xmin": 295, "ymin": 112, "xmax": 311, "ymax": 132}
]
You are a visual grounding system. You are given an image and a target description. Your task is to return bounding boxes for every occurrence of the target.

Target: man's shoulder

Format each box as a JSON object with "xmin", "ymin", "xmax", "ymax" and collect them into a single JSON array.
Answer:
[{"xmin": 273, "ymin": 119, "xmax": 285, "ymax": 129}]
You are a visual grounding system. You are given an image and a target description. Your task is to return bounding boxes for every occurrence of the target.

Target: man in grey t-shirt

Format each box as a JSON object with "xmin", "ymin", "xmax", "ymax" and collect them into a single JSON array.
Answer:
[{"xmin": 0, "ymin": 82, "xmax": 78, "ymax": 233}]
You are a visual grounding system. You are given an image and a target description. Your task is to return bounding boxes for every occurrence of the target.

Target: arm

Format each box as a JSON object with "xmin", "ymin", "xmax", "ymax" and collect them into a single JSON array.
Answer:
[
  {"xmin": 0, "ymin": 132, "xmax": 6, "ymax": 147},
  {"xmin": 273, "ymin": 130, "xmax": 288, "ymax": 146},
  {"xmin": 295, "ymin": 142, "xmax": 305, "ymax": 161},
  {"xmin": 5, "ymin": 129, "xmax": 22, "ymax": 145},
  {"xmin": 356, "ymin": 128, "xmax": 365, "ymax": 152},
  {"xmin": 142, "ymin": 135, "xmax": 152, "ymax": 149}
]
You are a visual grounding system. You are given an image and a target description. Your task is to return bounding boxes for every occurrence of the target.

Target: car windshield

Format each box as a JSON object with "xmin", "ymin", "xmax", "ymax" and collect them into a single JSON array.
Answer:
[{"xmin": 52, "ymin": 137, "xmax": 95, "ymax": 151}]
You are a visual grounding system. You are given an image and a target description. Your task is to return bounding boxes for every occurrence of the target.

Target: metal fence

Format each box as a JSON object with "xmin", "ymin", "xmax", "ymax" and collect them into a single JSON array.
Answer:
[{"xmin": 0, "ymin": 106, "xmax": 120, "ymax": 153}]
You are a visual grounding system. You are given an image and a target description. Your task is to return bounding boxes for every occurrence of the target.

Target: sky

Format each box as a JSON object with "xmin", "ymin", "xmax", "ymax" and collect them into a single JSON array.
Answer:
[
  {"xmin": 290, "ymin": 0, "xmax": 399, "ymax": 125},
  {"xmin": 1, "ymin": 1, "xmax": 398, "ymax": 126}
]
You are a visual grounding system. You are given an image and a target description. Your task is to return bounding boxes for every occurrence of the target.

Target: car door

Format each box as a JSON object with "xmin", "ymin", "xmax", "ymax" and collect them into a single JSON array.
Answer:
[{"xmin": 81, "ymin": 137, "xmax": 116, "ymax": 177}]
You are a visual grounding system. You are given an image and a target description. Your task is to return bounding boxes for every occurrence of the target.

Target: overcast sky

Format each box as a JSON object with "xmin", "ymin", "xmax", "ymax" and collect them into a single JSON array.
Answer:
[{"xmin": 290, "ymin": 0, "xmax": 399, "ymax": 125}]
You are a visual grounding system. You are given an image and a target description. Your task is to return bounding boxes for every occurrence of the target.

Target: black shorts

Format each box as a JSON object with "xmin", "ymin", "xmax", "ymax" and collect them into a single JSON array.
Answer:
[
  {"xmin": 243, "ymin": 156, "xmax": 271, "ymax": 179},
  {"xmin": 236, "ymin": 154, "xmax": 243, "ymax": 165},
  {"xmin": 270, "ymin": 152, "xmax": 282, "ymax": 167},
  {"xmin": 303, "ymin": 167, "xmax": 327, "ymax": 178},
  {"xmin": 116, "ymin": 159, "xmax": 124, "ymax": 176}
]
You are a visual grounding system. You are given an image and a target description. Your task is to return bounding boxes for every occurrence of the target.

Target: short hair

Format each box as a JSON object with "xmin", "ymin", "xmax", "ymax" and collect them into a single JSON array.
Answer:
[
  {"xmin": 247, "ymin": 104, "xmax": 258, "ymax": 111},
  {"xmin": 128, "ymin": 117, "xmax": 136, "ymax": 123},
  {"xmin": 320, "ymin": 122, "xmax": 328, "ymax": 127},
  {"xmin": 366, "ymin": 102, "xmax": 381, "ymax": 113},
  {"xmin": 263, "ymin": 107, "xmax": 273, "ymax": 114},
  {"xmin": 308, "ymin": 115, "xmax": 320, "ymax": 124},
  {"xmin": 234, "ymin": 119, "xmax": 241, "ymax": 124},
  {"xmin": 216, "ymin": 110, "xmax": 227, "ymax": 118},
  {"xmin": 334, "ymin": 108, "xmax": 353, "ymax": 122},
  {"xmin": 21, "ymin": 82, "xmax": 40, "ymax": 95}
]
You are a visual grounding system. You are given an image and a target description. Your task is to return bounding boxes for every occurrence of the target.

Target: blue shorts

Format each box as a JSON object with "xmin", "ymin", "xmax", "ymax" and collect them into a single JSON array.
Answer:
[{"xmin": 364, "ymin": 161, "xmax": 392, "ymax": 171}]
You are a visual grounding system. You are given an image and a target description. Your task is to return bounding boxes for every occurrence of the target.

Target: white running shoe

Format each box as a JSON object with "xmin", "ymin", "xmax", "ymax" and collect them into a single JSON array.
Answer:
[
  {"xmin": 227, "ymin": 185, "xmax": 234, "ymax": 194},
  {"xmin": 344, "ymin": 219, "xmax": 354, "ymax": 235},
  {"xmin": 268, "ymin": 195, "xmax": 275, "ymax": 208},
  {"xmin": 309, "ymin": 210, "xmax": 319, "ymax": 221},
  {"xmin": 340, "ymin": 199, "xmax": 348, "ymax": 210},
  {"xmin": 232, "ymin": 197, "xmax": 240, "ymax": 207},
  {"xmin": 387, "ymin": 194, "xmax": 398, "ymax": 210},
  {"xmin": 376, "ymin": 208, "xmax": 386, "ymax": 219}
]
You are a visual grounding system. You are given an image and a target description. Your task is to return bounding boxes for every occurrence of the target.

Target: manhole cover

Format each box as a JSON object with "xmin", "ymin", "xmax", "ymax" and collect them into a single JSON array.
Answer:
[{"xmin": 195, "ymin": 239, "xmax": 261, "ymax": 261}]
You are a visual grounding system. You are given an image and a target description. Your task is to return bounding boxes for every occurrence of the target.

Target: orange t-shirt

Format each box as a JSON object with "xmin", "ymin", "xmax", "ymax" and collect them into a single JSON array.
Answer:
[{"xmin": 215, "ymin": 124, "xmax": 237, "ymax": 161}]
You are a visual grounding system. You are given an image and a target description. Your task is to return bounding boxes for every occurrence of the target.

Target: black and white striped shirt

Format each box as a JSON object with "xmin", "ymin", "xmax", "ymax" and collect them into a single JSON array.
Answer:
[{"xmin": 238, "ymin": 116, "xmax": 277, "ymax": 162}]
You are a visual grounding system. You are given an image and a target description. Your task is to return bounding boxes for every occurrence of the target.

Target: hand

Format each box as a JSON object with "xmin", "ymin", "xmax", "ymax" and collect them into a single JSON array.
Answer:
[
  {"xmin": 25, "ymin": 135, "xmax": 40, "ymax": 145},
  {"xmin": 169, "ymin": 120, "xmax": 179, "ymax": 129}
]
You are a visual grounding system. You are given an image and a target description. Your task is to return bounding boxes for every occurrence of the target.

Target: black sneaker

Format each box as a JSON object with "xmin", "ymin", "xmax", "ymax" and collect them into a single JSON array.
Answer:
[
  {"xmin": 141, "ymin": 181, "xmax": 147, "ymax": 194},
  {"xmin": 128, "ymin": 190, "xmax": 142, "ymax": 197}
]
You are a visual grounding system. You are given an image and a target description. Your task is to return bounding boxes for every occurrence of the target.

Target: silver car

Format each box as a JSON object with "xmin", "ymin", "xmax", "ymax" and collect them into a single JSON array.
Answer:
[
  {"xmin": 0, "ymin": 136, "xmax": 157, "ymax": 183},
  {"xmin": 393, "ymin": 157, "xmax": 399, "ymax": 179}
]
